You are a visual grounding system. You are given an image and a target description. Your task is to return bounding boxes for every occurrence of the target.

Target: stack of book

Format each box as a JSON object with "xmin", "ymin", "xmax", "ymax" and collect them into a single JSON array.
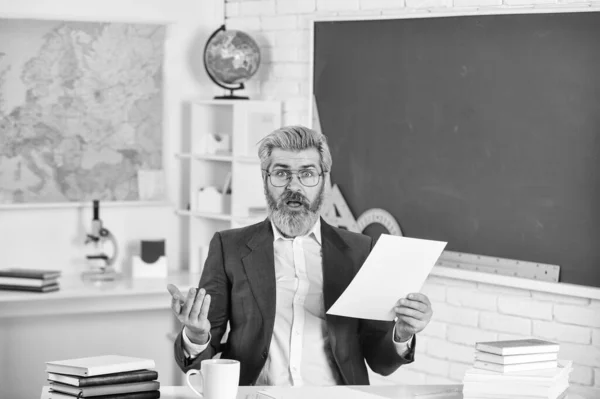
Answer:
[
  {"xmin": 0, "ymin": 268, "xmax": 61, "ymax": 293},
  {"xmin": 463, "ymin": 339, "xmax": 572, "ymax": 399},
  {"xmin": 46, "ymin": 355, "xmax": 160, "ymax": 399}
]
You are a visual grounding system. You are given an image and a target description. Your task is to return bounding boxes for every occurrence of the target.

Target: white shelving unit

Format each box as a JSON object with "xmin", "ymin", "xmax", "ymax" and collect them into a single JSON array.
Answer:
[{"xmin": 178, "ymin": 99, "xmax": 282, "ymax": 275}]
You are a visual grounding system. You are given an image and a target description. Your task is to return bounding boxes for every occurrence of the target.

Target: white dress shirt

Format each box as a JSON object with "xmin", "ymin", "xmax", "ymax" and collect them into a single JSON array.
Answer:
[{"xmin": 182, "ymin": 219, "xmax": 411, "ymax": 385}]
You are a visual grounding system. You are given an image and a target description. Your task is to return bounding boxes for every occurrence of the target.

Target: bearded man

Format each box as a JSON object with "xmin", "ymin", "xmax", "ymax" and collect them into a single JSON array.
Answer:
[{"xmin": 168, "ymin": 125, "xmax": 433, "ymax": 386}]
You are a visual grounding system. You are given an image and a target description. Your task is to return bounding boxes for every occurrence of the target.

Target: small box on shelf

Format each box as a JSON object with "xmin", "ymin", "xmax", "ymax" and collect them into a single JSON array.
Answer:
[
  {"xmin": 195, "ymin": 186, "xmax": 231, "ymax": 215},
  {"xmin": 200, "ymin": 133, "xmax": 231, "ymax": 155}
]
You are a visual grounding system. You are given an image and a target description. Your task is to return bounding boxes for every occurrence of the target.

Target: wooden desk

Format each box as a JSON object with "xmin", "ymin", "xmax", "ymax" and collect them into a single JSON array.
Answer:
[{"xmin": 41, "ymin": 385, "xmax": 464, "ymax": 399}]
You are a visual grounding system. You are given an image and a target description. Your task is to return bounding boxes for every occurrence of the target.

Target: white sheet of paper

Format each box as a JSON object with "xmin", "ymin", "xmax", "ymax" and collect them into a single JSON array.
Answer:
[{"xmin": 326, "ymin": 234, "xmax": 447, "ymax": 321}]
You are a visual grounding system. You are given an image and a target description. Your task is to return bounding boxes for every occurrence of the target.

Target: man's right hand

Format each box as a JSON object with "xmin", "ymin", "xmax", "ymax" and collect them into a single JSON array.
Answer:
[{"xmin": 167, "ymin": 283, "xmax": 212, "ymax": 345}]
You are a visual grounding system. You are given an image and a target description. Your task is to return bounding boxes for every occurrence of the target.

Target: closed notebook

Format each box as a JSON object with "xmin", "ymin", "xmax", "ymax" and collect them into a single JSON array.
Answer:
[
  {"xmin": 0, "ymin": 276, "xmax": 59, "ymax": 287},
  {"xmin": 475, "ymin": 339, "xmax": 559, "ymax": 356},
  {"xmin": 46, "ymin": 355, "xmax": 156, "ymax": 377},
  {"xmin": 49, "ymin": 380, "xmax": 159, "ymax": 397},
  {"xmin": 48, "ymin": 369, "xmax": 158, "ymax": 387},
  {"xmin": 49, "ymin": 389, "xmax": 160, "ymax": 399},
  {"xmin": 473, "ymin": 360, "xmax": 558, "ymax": 373},
  {"xmin": 475, "ymin": 351, "xmax": 558, "ymax": 365},
  {"xmin": 464, "ymin": 360, "xmax": 572, "ymax": 382},
  {"xmin": 0, "ymin": 268, "xmax": 61, "ymax": 279},
  {"xmin": 0, "ymin": 283, "xmax": 59, "ymax": 293}
]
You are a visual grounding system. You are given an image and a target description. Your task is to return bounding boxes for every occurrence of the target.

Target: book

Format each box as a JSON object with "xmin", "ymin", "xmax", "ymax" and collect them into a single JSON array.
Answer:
[
  {"xmin": 49, "ymin": 389, "xmax": 160, "ymax": 399},
  {"xmin": 46, "ymin": 355, "xmax": 156, "ymax": 377},
  {"xmin": 0, "ymin": 283, "xmax": 60, "ymax": 293},
  {"xmin": 48, "ymin": 369, "xmax": 158, "ymax": 387},
  {"xmin": 0, "ymin": 277, "xmax": 58, "ymax": 287},
  {"xmin": 463, "ymin": 360, "xmax": 573, "ymax": 382},
  {"xmin": 475, "ymin": 351, "xmax": 558, "ymax": 365},
  {"xmin": 475, "ymin": 339, "xmax": 560, "ymax": 356},
  {"xmin": 0, "ymin": 268, "xmax": 61, "ymax": 279},
  {"xmin": 49, "ymin": 380, "xmax": 159, "ymax": 397},
  {"xmin": 474, "ymin": 360, "xmax": 558, "ymax": 373},
  {"xmin": 0, "ymin": 276, "xmax": 58, "ymax": 287}
]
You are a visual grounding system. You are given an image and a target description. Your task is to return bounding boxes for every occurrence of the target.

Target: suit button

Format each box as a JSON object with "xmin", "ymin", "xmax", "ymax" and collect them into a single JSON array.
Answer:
[{"xmin": 262, "ymin": 351, "xmax": 268, "ymax": 359}]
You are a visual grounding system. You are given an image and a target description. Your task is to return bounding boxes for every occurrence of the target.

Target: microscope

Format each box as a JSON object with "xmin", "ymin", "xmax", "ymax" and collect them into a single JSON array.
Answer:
[{"xmin": 82, "ymin": 200, "xmax": 120, "ymax": 282}]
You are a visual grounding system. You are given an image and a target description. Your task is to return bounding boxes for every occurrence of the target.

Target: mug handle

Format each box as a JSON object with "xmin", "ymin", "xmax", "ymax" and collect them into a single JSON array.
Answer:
[{"xmin": 185, "ymin": 369, "xmax": 204, "ymax": 398}]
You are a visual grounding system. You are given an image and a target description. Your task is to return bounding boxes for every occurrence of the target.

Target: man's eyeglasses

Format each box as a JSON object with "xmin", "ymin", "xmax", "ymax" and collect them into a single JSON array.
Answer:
[{"xmin": 263, "ymin": 168, "xmax": 324, "ymax": 187}]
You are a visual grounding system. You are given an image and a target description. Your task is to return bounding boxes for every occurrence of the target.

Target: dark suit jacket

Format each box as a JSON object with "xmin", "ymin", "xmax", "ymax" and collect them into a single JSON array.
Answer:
[{"xmin": 174, "ymin": 218, "xmax": 416, "ymax": 385}]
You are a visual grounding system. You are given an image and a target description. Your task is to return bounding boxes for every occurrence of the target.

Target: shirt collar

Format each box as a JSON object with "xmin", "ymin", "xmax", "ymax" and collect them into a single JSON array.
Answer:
[{"xmin": 270, "ymin": 217, "xmax": 322, "ymax": 245}]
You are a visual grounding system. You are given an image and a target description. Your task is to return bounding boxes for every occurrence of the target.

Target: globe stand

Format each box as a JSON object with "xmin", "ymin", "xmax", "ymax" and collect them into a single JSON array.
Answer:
[{"xmin": 213, "ymin": 85, "xmax": 249, "ymax": 100}]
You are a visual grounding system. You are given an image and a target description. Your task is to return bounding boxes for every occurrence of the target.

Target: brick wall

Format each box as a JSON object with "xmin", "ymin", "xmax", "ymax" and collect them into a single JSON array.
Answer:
[
  {"xmin": 223, "ymin": 1, "xmax": 600, "ymax": 397},
  {"xmin": 416, "ymin": 276, "xmax": 600, "ymax": 397}
]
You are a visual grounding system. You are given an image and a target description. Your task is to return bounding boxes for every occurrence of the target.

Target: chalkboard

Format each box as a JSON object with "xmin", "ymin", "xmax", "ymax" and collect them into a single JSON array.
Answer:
[{"xmin": 313, "ymin": 11, "xmax": 600, "ymax": 288}]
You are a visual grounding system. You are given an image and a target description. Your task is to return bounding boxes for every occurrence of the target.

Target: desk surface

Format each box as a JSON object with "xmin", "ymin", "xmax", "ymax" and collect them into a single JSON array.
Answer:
[
  {"xmin": 41, "ymin": 385, "xmax": 464, "ymax": 399},
  {"xmin": 40, "ymin": 385, "xmax": 589, "ymax": 399}
]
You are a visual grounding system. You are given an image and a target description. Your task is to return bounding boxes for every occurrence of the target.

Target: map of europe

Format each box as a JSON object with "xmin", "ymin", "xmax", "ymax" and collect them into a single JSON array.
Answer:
[{"xmin": 0, "ymin": 19, "xmax": 164, "ymax": 203}]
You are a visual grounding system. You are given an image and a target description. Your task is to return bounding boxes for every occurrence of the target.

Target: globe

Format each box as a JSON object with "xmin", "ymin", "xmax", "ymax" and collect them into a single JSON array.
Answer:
[{"xmin": 203, "ymin": 25, "xmax": 261, "ymax": 99}]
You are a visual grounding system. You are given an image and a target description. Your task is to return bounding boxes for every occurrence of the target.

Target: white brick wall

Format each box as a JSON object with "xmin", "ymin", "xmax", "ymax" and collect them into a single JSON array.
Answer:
[
  {"xmin": 225, "ymin": 1, "xmax": 600, "ymax": 396},
  {"xmin": 498, "ymin": 296, "xmax": 553, "ymax": 320},
  {"xmin": 593, "ymin": 329, "xmax": 600, "ymax": 345}
]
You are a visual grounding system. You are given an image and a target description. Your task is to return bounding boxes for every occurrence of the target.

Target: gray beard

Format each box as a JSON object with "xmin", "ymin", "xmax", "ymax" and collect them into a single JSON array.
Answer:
[{"xmin": 265, "ymin": 183, "xmax": 325, "ymax": 237}]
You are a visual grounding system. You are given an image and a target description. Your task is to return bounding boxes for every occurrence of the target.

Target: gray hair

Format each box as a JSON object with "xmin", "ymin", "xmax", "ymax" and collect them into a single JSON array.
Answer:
[{"xmin": 257, "ymin": 125, "xmax": 333, "ymax": 173}]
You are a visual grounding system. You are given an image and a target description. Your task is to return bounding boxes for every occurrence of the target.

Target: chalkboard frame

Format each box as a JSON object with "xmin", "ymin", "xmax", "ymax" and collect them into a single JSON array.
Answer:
[{"xmin": 308, "ymin": 8, "xmax": 600, "ymax": 289}]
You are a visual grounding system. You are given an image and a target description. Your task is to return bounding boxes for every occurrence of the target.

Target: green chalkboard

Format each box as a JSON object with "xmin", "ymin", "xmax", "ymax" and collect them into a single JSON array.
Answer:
[{"xmin": 313, "ymin": 12, "xmax": 600, "ymax": 288}]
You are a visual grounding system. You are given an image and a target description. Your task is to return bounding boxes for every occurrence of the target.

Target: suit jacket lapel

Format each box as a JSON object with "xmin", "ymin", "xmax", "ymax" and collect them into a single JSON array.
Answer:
[
  {"xmin": 321, "ymin": 218, "xmax": 354, "ymax": 312},
  {"xmin": 241, "ymin": 219, "xmax": 277, "ymax": 324},
  {"xmin": 321, "ymin": 218, "xmax": 356, "ymax": 360}
]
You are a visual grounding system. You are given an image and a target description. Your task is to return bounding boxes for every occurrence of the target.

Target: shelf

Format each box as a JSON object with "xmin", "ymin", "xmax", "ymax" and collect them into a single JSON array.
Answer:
[
  {"xmin": 235, "ymin": 155, "xmax": 260, "ymax": 164},
  {"xmin": 0, "ymin": 201, "xmax": 172, "ymax": 211},
  {"xmin": 175, "ymin": 153, "xmax": 233, "ymax": 162},
  {"xmin": 192, "ymin": 99, "xmax": 243, "ymax": 106},
  {"xmin": 176, "ymin": 210, "xmax": 233, "ymax": 221},
  {"xmin": 175, "ymin": 210, "xmax": 268, "ymax": 224},
  {"xmin": 175, "ymin": 153, "xmax": 260, "ymax": 164},
  {"xmin": 182, "ymin": 100, "xmax": 281, "ymax": 269},
  {"xmin": 0, "ymin": 272, "xmax": 199, "ymax": 318}
]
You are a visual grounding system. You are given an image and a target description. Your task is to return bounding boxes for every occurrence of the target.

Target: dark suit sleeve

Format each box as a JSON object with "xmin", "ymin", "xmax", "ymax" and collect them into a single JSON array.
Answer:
[
  {"xmin": 174, "ymin": 232, "xmax": 231, "ymax": 373},
  {"xmin": 358, "ymin": 237, "xmax": 416, "ymax": 376},
  {"xmin": 359, "ymin": 320, "xmax": 416, "ymax": 376}
]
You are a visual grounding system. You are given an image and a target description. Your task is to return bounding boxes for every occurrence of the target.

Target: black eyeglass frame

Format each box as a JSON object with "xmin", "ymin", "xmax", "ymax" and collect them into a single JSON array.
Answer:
[{"xmin": 262, "ymin": 169, "xmax": 326, "ymax": 187}]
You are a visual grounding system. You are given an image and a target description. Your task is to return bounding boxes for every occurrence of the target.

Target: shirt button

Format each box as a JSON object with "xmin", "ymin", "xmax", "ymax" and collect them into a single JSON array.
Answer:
[{"xmin": 262, "ymin": 351, "xmax": 268, "ymax": 359}]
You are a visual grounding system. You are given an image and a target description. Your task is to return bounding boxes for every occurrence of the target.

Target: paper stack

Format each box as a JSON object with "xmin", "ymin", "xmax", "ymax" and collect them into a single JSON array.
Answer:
[
  {"xmin": 45, "ymin": 355, "xmax": 160, "ymax": 398},
  {"xmin": 463, "ymin": 339, "xmax": 572, "ymax": 399}
]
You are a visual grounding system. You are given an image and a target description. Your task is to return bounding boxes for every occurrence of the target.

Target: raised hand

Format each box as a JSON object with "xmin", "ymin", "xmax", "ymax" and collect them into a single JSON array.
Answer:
[
  {"xmin": 167, "ymin": 284, "xmax": 212, "ymax": 345},
  {"xmin": 393, "ymin": 292, "xmax": 433, "ymax": 342}
]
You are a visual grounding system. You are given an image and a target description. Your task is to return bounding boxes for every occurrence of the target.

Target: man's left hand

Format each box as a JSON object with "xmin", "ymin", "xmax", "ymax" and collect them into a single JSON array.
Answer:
[{"xmin": 393, "ymin": 293, "xmax": 433, "ymax": 342}]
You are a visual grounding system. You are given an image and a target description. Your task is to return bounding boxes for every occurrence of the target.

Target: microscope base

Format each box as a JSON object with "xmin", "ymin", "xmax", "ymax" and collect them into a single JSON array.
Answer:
[{"xmin": 81, "ymin": 268, "xmax": 122, "ymax": 284}]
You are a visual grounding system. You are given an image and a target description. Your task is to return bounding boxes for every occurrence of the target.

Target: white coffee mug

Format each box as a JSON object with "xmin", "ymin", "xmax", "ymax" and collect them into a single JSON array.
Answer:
[{"xmin": 185, "ymin": 359, "xmax": 240, "ymax": 399}]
